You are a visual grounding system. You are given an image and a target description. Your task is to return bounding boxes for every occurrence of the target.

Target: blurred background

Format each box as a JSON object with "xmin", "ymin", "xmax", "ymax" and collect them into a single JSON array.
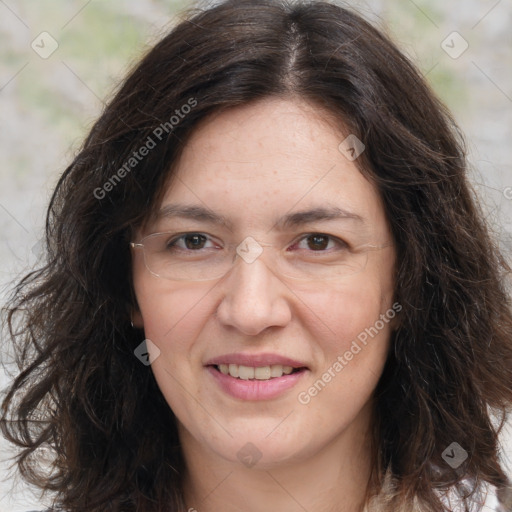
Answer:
[{"xmin": 1, "ymin": 0, "xmax": 511, "ymax": 510}]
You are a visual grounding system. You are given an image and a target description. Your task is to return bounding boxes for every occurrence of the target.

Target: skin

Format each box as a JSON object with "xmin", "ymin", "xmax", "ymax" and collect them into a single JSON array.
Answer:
[{"xmin": 131, "ymin": 98, "xmax": 397, "ymax": 512}]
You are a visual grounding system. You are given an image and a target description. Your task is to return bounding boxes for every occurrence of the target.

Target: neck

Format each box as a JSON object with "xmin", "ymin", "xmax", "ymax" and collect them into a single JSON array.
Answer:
[{"xmin": 180, "ymin": 403, "xmax": 375, "ymax": 512}]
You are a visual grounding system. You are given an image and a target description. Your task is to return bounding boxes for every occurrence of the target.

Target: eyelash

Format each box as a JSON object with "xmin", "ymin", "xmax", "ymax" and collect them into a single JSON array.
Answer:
[{"xmin": 166, "ymin": 232, "xmax": 349, "ymax": 253}]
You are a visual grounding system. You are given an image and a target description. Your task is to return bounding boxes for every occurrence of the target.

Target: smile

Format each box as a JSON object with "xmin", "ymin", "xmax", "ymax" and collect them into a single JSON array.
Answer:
[
  {"xmin": 207, "ymin": 364, "xmax": 308, "ymax": 401},
  {"xmin": 215, "ymin": 363, "xmax": 303, "ymax": 380}
]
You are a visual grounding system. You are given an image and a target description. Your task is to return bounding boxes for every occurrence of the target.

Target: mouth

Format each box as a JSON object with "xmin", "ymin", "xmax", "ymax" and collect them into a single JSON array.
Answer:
[
  {"xmin": 204, "ymin": 353, "xmax": 310, "ymax": 400},
  {"xmin": 211, "ymin": 363, "xmax": 307, "ymax": 381}
]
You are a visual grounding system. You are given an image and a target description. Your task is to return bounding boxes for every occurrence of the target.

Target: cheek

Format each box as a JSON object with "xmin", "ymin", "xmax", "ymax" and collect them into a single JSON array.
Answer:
[
  {"xmin": 309, "ymin": 278, "xmax": 394, "ymax": 395},
  {"xmin": 133, "ymin": 275, "xmax": 213, "ymax": 353},
  {"xmin": 308, "ymin": 276, "xmax": 394, "ymax": 352},
  {"xmin": 133, "ymin": 281, "xmax": 213, "ymax": 413},
  {"xmin": 297, "ymin": 282, "xmax": 393, "ymax": 424}
]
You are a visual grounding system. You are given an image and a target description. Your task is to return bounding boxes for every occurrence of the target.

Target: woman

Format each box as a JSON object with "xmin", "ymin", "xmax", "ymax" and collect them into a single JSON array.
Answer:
[{"xmin": 2, "ymin": 1, "xmax": 512, "ymax": 511}]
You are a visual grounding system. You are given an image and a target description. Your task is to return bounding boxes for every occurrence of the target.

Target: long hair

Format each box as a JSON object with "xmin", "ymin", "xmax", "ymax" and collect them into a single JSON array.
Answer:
[{"xmin": 2, "ymin": 1, "xmax": 512, "ymax": 510}]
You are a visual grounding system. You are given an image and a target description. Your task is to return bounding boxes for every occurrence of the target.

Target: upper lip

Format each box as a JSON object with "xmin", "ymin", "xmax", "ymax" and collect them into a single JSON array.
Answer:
[{"xmin": 205, "ymin": 353, "xmax": 308, "ymax": 369}]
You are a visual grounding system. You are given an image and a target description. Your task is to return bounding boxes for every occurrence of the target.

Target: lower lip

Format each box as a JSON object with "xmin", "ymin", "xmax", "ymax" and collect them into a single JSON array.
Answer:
[{"xmin": 206, "ymin": 366, "xmax": 308, "ymax": 401}]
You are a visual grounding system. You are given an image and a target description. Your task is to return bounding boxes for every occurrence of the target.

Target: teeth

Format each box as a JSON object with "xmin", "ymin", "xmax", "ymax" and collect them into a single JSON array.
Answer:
[
  {"xmin": 238, "ymin": 365, "xmax": 254, "ymax": 380},
  {"xmin": 228, "ymin": 363, "xmax": 239, "ymax": 378},
  {"xmin": 217, "ymin": 364, "xmax": 297, "ymax": 380},
  {"xmin": 254, "ymin": 366, "xmax": 271, "ymax": 380},
  {"xmin": 271, "ymin": 365, "xmax": 283, "ymax": 377}
]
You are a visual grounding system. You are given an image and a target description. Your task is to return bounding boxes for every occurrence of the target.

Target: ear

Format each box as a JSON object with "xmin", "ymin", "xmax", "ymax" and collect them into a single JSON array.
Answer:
[
  {"xmin": 131, "ymin": 308, "xmax": 144, "ymax": 329},
  {"xmin": 128, "ymin": 283, "xmax": 144, "ymax": 329},
  {"xmin": 388, "ymin": 301, "xmax": 403, "ymax": 332},
  {"xmin": 389, "ymin": 316, "xmax": 400, "ymax": 332}
]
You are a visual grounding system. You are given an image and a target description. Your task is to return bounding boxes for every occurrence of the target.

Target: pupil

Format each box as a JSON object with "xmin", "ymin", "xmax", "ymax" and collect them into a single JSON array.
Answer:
[
  {"xmin": 185, "ymin": 234, "xmax": 205, "ymax": 250},
  {"xmin": 308, "ymin": 235, "xmax": 328, "ymax": 250}
]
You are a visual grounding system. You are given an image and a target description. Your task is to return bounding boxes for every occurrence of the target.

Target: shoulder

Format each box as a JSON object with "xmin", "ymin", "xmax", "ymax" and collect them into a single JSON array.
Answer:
[
  {"xmin": 440, "ymin": 480, "xmax": 505, "ymax": 511},
  {"xmin": 364, "ymin": 469, "xmax": 508, "ymax": 511}
]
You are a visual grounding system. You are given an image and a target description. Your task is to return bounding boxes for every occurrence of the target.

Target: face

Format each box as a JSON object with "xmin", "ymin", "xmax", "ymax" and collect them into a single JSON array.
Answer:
[{"xmin": 131, "ymin": 98, "xmax": 396, "ymax": 469}]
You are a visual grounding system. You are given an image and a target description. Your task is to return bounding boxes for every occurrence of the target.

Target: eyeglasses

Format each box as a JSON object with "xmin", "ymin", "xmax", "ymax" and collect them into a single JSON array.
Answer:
[{"xmin": 130, "ymin": 231, "xmax": 392, "ymax": 282}]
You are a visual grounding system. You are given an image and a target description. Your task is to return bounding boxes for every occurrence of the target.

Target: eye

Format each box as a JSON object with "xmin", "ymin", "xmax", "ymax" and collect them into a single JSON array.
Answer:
[
  {"xmin": 166, "ymin": 233, "xmax": 217, "ymax": 251},
  {"xmin": 292, "ymin": 233, "xmax": 348, "ymax": 252}
]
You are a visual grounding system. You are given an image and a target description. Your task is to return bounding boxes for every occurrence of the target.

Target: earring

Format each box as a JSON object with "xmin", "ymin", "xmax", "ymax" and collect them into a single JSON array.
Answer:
[{"xmin": 130, "ymin": 312, "xmax": 135, "ymax": 328}]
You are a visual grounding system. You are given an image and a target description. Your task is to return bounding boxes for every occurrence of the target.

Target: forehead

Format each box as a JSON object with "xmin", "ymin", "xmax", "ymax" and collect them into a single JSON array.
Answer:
[{"xmin": 155, "ymin": 98, "xmax": 388, "ymax": 236}]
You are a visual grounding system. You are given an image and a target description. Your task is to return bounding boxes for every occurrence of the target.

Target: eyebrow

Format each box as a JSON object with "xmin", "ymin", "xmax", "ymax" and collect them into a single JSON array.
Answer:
[{"xmin": 156, "ymin": 203, "xmax": 365, "ymax": 231}]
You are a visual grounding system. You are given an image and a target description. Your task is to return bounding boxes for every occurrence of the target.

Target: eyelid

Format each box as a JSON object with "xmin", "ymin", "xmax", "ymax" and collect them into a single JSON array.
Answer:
[
  {"xmin": 291, "ymin": 233, "xmax": 350, "ymax": 251},
  {"xmin": 165, "ymin": 231, "xmax": 350, "ymax": 251},
  {"xmin": 167, "ymin": 232, "xmax": 220, "ymax": 249}
]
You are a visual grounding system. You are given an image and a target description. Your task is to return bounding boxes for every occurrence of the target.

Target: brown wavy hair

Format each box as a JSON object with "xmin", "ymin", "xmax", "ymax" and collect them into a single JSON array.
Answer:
[{"xmin": 2, "ymin": 1, "xmax": 512, "ymax": 510}]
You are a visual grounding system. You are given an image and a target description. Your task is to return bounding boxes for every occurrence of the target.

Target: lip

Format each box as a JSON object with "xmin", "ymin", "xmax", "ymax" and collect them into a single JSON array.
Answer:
[
  {"xmin": 206, "ymin": 365, "xmax": 308, "ymax": 401},
  {"xmin": 205, "ymin": 352, "xmax": 308, "ymax": 368}
]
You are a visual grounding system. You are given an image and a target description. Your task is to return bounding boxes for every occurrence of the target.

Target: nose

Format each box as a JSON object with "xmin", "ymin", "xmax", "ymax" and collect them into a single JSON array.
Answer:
[{"xmin": 215, "ymin": 253, "xmax": 293, "ymax": 336}]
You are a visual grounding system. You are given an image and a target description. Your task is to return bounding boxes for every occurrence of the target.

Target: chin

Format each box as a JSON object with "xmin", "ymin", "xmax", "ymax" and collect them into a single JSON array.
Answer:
[{"xmin": 200, "ymin": 424, "xmax": 315, "ymax": 469}]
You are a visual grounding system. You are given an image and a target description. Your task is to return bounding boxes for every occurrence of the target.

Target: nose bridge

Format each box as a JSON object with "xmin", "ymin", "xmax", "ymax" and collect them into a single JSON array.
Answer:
[
  {"xmin": 233, "ymin": 235, "xmax": 274, "ymax": 267},
  {"xmin": 230, "ymin": 237, "xmax": 288, "ymax": 289},
  {"xmin": 215, "ymin": 241, "xmax": 292, "ymax": 335},
  {"xmin": 228, "ymin": 239, "xmax": 284, "ymax": 298}
]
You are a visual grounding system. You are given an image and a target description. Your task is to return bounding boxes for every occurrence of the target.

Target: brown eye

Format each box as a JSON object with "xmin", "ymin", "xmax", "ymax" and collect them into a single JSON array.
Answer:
[
  {"xmin": 183, "ymin": 234, "xmax": 208, "ymax": 250},
  {"xmin": 306, "ymin": 234, "xmax": 330, "ymax": 251},
  {"xmin": 165, "ymin": 233, "xmax": 212, "ymax": 251},
  {"xmin": 294, "ymin": 233, "xmax": 347, "ymax": 252}
]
